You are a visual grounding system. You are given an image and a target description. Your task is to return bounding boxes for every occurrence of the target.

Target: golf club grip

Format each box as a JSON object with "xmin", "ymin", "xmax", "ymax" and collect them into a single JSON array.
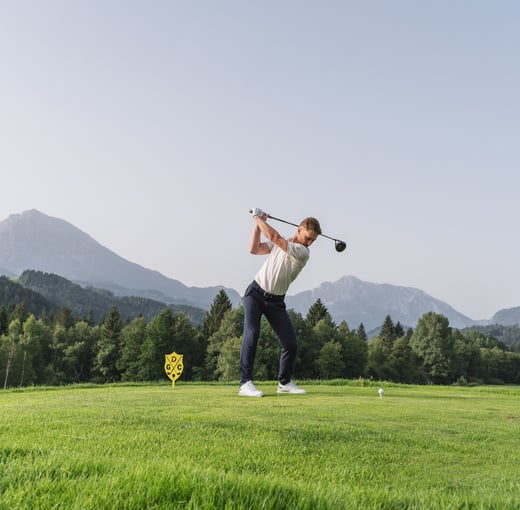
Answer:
[{"xmin": 247, "ymin": 210, "xmax": 299, "ymax": 228}]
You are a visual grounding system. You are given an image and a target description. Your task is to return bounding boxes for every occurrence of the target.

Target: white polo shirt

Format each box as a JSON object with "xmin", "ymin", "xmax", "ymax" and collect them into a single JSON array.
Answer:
[{"xmin": 254, "ymin": 241, "xmax": 310, "ymax": 296}]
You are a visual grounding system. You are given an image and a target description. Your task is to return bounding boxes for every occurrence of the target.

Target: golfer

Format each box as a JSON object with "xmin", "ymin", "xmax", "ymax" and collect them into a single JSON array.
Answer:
[{"xmin": 239, "ymin": 208, "xmax": 321, "ymax": 397}]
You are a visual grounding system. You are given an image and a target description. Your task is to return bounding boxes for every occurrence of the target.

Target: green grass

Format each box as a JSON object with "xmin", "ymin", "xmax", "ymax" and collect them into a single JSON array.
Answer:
[{"xmin": 1, "ymin": 381, "xmax": 520, "ymax": 509}]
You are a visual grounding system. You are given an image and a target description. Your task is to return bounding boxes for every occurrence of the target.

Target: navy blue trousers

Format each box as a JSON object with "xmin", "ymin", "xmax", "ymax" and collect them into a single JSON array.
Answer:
[{"xmin": 239, "ymin": 281, "xmax": 297, "ymax": 385}]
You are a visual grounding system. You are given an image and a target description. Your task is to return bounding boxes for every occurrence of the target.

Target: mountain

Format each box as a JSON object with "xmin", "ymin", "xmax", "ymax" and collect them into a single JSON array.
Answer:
[
  {"xmin": 15, "ymin": 270, "xmax": 206, "ymax": 324},
  {"xmin": 286, "ymin": 275, "xmax": 476, "ymax": 331},
  {"xmin": 0, "ymin": 210, "xmax": 240, "ymax": 310},
  {"xmin": 0, "ymin": 275, "xmax": 59, "ymax": 317},
  {"xmin": 491, "ymin": 307, "xmax": 520, "ymax": 326}
]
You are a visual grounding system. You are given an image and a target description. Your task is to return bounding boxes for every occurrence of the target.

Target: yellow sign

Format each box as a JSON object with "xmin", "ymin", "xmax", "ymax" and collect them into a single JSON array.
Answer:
[{"xmin": 164, "ymin": 352, "xmax": 184, "ymax": 389}]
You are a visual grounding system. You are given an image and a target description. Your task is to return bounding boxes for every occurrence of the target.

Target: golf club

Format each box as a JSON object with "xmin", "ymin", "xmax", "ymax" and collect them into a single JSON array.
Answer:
[{"xmin": 249, "ymin": 210, "xmax": 347, "ymax": 252}]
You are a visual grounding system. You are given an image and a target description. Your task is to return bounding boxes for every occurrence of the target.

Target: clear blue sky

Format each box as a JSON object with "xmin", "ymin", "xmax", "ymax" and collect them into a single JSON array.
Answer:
[{"xmin": 1, "ymin": 1, "xmax": 519, "ymax": 320}]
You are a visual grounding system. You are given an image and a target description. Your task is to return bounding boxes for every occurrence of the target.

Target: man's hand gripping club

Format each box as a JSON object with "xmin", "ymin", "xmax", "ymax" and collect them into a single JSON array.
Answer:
[{"xmin": 249, "ymin": 208, "xmax": 288, "ymax": 253}]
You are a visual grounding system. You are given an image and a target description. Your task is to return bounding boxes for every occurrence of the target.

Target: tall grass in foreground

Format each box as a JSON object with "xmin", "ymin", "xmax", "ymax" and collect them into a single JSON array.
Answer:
[{"xmin": 1, "ymin": 381, "xmax": 520, "ymax": 509}]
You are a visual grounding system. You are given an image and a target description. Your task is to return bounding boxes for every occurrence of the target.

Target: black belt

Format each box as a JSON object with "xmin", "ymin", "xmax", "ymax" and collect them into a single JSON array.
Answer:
[{"xmin": 251, "ymin": 280, "xmax": 285, "ymax": 301}]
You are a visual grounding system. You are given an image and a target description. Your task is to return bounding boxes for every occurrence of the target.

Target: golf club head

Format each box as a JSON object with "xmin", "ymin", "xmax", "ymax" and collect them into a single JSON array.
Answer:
[{"xmin": 335, "ymin": 240, "xmax": 347, "ymax": 252}]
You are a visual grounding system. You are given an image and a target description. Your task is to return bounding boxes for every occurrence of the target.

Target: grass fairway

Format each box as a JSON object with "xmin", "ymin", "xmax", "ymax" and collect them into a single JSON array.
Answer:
[{"xmin": 1, "ymin": 381, "xmax": 520, "ymax": 509}]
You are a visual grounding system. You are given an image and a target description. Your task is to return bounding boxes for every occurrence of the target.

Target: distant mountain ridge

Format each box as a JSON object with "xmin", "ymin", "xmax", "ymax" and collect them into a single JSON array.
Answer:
[
  {"xmin": 492, "ymin": 307, "xmax": 520, "ymax": 326},
  {"xmin": 1, "ymin": 209, "xmax": 518, "ymax": 329},
  {"xmin": 0, "ymin": 209, "xmax": 241, "ymax": 310},
  {"xmin": 15, "ymin": 270, "xmax": 206, "ymax": 324},
  {"xmin": 0, "ymin": 274, "xmax": 59, "ymax": 317},
  {"xmin": 286, "ymin": 276, "xmax": 476, "ymax": 331}
]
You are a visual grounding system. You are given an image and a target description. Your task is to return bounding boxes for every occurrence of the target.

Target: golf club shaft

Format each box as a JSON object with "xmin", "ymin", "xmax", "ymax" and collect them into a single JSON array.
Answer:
[
  {"xmin": 268, "ymin": 214, "xmax": 341, "ymax": 243},
  {"xmin": 266, "ymin": 215, "xmax": 298, "ymax": 229}
]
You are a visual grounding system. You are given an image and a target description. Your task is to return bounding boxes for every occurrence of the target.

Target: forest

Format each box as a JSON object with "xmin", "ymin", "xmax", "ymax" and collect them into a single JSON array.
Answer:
[{"xmin": 2, "ymin": 287, "xmax": 520, "ymax": 389}]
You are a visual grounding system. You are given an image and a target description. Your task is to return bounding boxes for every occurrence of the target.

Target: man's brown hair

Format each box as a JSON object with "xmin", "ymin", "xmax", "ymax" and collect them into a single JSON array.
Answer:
[{"xmin": 300, "ymin": 217, "xmax": 322, "ymax": 235}]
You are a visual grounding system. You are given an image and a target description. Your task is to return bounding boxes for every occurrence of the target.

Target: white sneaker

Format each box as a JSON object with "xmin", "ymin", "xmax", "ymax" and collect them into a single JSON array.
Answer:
[
  {"xmin": 239, "ymin": 381, "xmax": 264, "ymax": 397},
  {"xmin": 277, "ymin": 381, "xmax": 307, "ymax": 395}
]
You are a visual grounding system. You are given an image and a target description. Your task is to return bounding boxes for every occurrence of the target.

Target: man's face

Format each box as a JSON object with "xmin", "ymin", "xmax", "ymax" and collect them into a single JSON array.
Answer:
[{"xmin": 296, "ymin": 227, "xmax": 318, "ymax": 247}]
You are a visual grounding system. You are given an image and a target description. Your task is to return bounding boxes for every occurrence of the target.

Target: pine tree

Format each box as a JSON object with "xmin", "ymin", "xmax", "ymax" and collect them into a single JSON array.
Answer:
[
  {"xmin": 340, "ymin": 327, "xmax": 368, "ymax": 378},
  {"xmin": 94, "ymin": 307, "xmax": 123, "ymax": 382},
  {"xmin": 306, "ymin": 299, "xmax": 335, "ymax": 327},
  {"xmin": 203, "ymin": 290, "xmax": 233, "ymax": 339},
  {"xmin": 394, "ymin": 321, "xmax": 405, "ymax": 339},
  {"xmin": 118, "ymin": 317, "xmax": 147, "ymax": 381},
  {"xmin": 357, "ymin": 323, "xmax": 368, "ymax": 342},
  {"xmin": 380, "ymin": 315, "xmax": 396, "ymax": 353},
  {"xmin": 0, "ymin": 307, "xmax": 9, "ymax": 336},
  {"xmin": 55, "ymin": 307, "xmax": 75, "ymax": 329}
]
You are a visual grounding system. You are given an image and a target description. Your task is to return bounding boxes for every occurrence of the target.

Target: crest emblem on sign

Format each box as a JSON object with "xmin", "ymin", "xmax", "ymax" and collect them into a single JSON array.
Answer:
[{"xmin": 164, "ymin": 352, "xmax": 184, "ymax": 389}]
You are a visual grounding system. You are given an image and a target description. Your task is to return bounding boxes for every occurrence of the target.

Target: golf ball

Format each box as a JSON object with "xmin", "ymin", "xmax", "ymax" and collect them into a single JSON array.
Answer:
[{"xmin": 378, "ymin": 388, "xmax": 384, "ymax": 396}]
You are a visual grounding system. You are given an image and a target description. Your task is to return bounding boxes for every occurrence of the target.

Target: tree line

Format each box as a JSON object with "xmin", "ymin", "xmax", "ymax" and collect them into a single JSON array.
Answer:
[{"xmin": 1, "ymin": 290, "xmax": 520, "ymax": 388}]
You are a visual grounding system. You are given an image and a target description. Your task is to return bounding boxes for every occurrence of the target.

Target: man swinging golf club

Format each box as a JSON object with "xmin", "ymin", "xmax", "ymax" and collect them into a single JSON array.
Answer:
[{"xmin": 239, "ymin": 208, "xmax": 322, "ymax": 397}]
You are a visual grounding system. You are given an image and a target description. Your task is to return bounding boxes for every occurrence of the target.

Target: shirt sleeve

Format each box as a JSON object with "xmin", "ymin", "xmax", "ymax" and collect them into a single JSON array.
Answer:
[{"xmin": 287, "ymin": 242, "xmax": 310, "ymax": 265}]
